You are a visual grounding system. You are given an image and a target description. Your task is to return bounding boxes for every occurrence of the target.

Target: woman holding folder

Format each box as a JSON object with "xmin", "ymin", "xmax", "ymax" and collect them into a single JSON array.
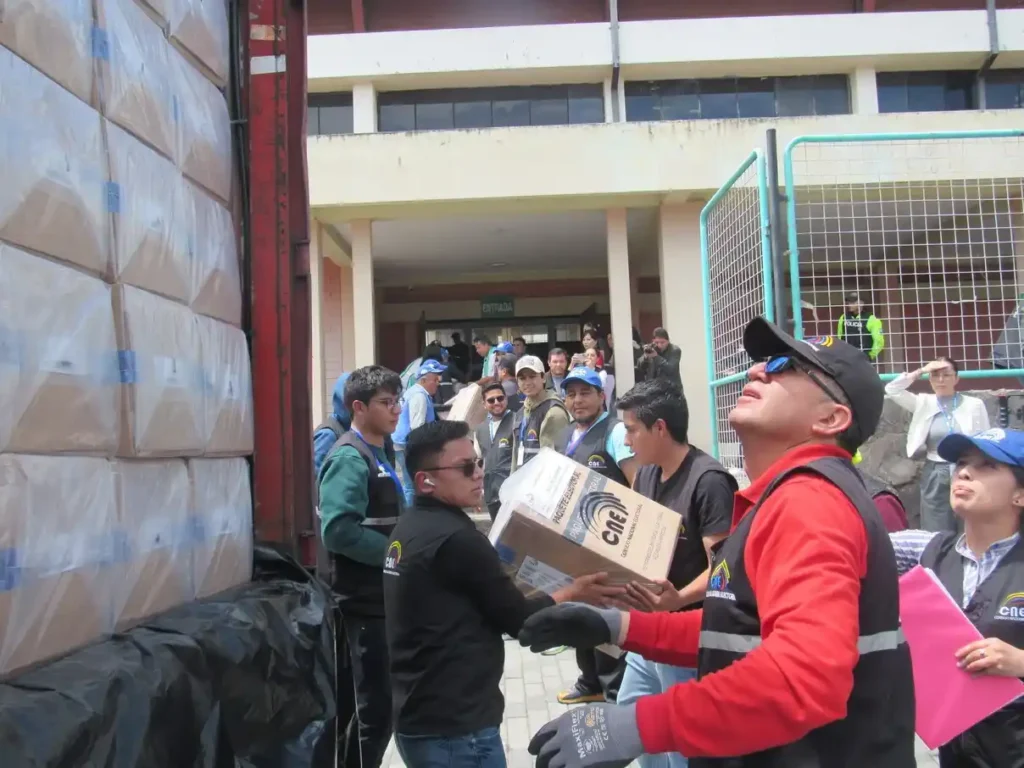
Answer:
[{"xmin": 889, "ymin": 427, "xmax": 1024, "ymax": 767}]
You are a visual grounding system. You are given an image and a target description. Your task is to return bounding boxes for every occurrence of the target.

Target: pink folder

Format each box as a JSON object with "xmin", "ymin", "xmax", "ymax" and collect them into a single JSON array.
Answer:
[{"xmin": 899, "ymin": 565, "xmax": 1024, "ymax": 748}]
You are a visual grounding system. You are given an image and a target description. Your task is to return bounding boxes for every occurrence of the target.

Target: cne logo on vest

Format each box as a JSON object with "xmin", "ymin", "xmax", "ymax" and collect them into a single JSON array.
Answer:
[
  {"xmin": 526, "ymin": 429, "xmax": 539, "ymax": 442},
  {"xmin": 706, "ymin": 560, "xmax": 735, "ymax": 602},
  {"xmin": 383, "ymin": 541, "xmax": 401, "ymax": 576},
  {"xmin": 498, "ymin": 437, "xmax": 510, "ymax": 448},
  {"xmin": 996, "ymin": 591, "xmax": 1024, "ymax": 622},
  {"xmin": 578, "ymin": 492, "xmax": 633, "ymax": 547},
  {"xmin": 586, "ymin": 453, "xmax": 608, "ymax": 471}
]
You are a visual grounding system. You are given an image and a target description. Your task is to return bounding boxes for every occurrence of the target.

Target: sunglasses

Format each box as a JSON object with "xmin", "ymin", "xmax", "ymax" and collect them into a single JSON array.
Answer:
[
  {"xmin": 422, "ymin": 457, "xmax": 484, "ymax": 478},
  {"xmin": 764, "ymin": 355, "xmax": 844, "ymax": 405},
  {"xmin": 486, "ymin": 395, "xmax": 506, "ymax": 404}
]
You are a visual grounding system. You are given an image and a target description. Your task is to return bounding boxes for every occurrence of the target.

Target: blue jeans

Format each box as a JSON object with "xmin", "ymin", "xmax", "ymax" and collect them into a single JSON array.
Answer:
[
  {"xmin": 617, "ymin": 652, "xmax": 698, "ymax": 768},
  {"xmin": 396, "ymin": 727, "xmax": 506, "ymax": 768},
  {"xmin": 395, "ymin": 447, "xmax": 415, "ymax": 507}
]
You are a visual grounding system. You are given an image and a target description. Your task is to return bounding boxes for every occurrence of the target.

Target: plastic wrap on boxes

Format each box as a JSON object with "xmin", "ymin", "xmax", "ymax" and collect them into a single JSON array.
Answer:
[
  {"xmin": 189, "ymin": 457, "xmax": 253, "ymax": 598},
  {"xmin": 0, "ymin": 243, "xmax": 119, "ymax": 455},
  {"xmin": 0, "ymin": 455, "xmax": 117, "ymax": 677},
  {"xmin": 168, "ymin": 0, "xmax": 229, "ymax": 86},
  {"xmin": 115, "ymin": 284, "xmax": 205, "ymax": 456},
  {"xmin": 0, "ymin": 0, "xmax": 95, "ymax": 104},
  {"xmin": 107, "ymin": 121, "xmax": 191, "ymax": 303},
  {"xmin": 112, "ymin": 459, "xmax": 193, "ymax": 629},
  {"xmin": 174, "ymin": 49, "xmax": 232, "ymax": 203},
  {"xmin": 189, "ymin": 184, "xmax": 242, "ymax": 325},
  {"xmin": 101, "ymin": 0, "xmax": 178, "ymax": 161},
  {"xmin": 198, "ymin": 315, "xmax": 253, "ymax": 455},
  {"xmin": 0, "ymin": 545, "xmax": 337, "ymax": 764},
  {"xmin": 0, "ymin": 47, "xmax": 110, "ymax": 277}
]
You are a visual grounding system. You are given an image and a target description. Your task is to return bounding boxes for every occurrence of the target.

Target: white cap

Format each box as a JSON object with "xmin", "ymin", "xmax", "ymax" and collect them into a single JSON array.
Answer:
[{"xmin": 515, "ymin": 355, "xmax": 545, "ymax": 375}]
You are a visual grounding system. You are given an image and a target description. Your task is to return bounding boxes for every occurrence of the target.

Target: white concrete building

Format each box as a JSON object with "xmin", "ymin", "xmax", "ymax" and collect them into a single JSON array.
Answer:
[{"xmin": 307, "ymin": 1, "xmax": 1024, "ymax": 448}]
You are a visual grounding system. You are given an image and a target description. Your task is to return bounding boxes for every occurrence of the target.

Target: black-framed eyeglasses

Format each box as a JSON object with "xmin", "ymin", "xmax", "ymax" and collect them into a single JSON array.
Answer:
[
  {"xmin": 764, "ymin": 355, "xmax": 844, "ymax": 405},
  {"xmin": 486, "ymin": 395, "xmax": 506, "ymax": 404},
  {"xmin": 421, "ymin": 458, "xmax": 484, "ymax": 478}
]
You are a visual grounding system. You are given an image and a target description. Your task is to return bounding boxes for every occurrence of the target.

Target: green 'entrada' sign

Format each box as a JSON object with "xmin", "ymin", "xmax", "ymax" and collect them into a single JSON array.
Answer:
[{"xmin": 481, "ymin": 295, "xmax": 515, "ymax": 319}]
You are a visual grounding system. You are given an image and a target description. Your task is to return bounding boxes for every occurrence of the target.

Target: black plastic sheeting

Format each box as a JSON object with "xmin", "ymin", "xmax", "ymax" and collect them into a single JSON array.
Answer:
[{"xmin": 0, "ymin": 545, "xmax": 337, "ymax": 768}]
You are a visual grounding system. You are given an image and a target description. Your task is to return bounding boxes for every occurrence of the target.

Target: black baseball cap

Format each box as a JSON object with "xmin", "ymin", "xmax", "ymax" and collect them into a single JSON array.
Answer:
[{"xmin": 742, "ymin": 317, "xmax": 884, "ymax": 448}]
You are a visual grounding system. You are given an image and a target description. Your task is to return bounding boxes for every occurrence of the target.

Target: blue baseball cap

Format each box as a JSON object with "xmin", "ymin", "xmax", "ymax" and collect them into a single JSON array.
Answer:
[
  {"xmin": 561, "ymin": 366, "xmax": 603, "ymax": 392},
  {"xmin": 496, "ymin": 341, "xmax": 514, "ymax": 353},
  {"xmin": 938, "ymin": 428, "xmax": 1024, "ymax": 468},
  {"xmin": 417, "ymin": 359, "xmax": 446, "ymax": 378}
]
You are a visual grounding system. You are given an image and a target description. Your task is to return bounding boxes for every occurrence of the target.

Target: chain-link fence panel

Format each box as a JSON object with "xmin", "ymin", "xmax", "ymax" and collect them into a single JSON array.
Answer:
[
  {"xmin": 783, "ymin": 130, "xmax": 1024, "ymax": 382},
  {"xmin": 700, "ymin": 150, "xmax": 773, "ymax": 482}
]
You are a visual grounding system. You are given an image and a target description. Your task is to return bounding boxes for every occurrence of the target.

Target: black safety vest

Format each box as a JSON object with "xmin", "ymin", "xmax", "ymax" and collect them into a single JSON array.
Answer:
[
  {"xmin": 694, "ymin": 457, "xmax": 916, "ymax": 768},
  {"xmin": 633, "ymin": 448, "xmax": 736, "ymax": 594},
  {"xmin": 475, "ymin": 412, "xmax": 515, "ymax": 508},
  {"xmin": 553, "ymin": 416, "xmax": 626, "ymax": 487},
  {"xmin": 328, "ymin": 431, "xmax": 403, "ymax": 617},
  {"xmin": 921, "ymin": 533, "xmax": 1024, "ymax": 767},
  {"xmin": 513, "ymin": 398, "xmax": 568, "ymax": 467},
  {"xmin": 840, "ymin": 312, "xmax": 871, "ymax": 352}
]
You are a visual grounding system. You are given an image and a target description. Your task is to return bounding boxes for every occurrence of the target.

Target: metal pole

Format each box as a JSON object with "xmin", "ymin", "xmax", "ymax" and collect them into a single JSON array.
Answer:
[{"xmin": 765, "ymin": 129, "xmax": 789, "ymax": 330}]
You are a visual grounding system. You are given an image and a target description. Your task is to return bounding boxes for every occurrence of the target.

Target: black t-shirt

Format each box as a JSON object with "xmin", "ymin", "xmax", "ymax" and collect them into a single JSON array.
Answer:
[{"xmin": 642, "ymin": 452, "xmax": 734, "ymax": 587}]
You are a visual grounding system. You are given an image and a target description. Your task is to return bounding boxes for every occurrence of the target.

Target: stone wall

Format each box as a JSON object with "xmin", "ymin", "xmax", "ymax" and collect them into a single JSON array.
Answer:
[{"xmin": 858, "ymin": 391, "xmax": 1024, "ymax": 527}]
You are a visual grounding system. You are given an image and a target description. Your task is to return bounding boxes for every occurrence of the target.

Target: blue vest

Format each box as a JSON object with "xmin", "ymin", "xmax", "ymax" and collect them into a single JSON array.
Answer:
[{"xmin": 394, "ymin": 383, "xmax": 436, "ymax": 446}]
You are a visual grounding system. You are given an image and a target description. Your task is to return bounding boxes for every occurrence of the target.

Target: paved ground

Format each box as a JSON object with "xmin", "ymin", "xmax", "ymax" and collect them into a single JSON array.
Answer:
[{"xmin": 381, "ymin": 638, "xmax": 940, "ymax": 768}]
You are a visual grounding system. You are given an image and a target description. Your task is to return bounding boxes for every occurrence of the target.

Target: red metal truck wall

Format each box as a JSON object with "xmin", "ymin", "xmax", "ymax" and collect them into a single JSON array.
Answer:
[{"xmin": 248, "ymin": 0, "xmax": 315, "ymax": 562}]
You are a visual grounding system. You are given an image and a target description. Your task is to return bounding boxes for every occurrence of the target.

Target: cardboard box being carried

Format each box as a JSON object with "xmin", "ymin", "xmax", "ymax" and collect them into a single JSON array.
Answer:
[
  {"xmin": 443, "ymin": 383, "xmax": 486, "ymax": 430},
  {"xmin": 489, "ymin": 449, "xmax": 680, "ymax": 597}
]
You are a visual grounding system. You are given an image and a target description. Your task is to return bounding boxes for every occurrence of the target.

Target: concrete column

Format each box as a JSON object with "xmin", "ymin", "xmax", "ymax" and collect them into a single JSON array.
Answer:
[
  {"xmin": 310, "ymin": 222, "xmax": 328, "ymax": 426},
  {"xmin": 351, "ymin": 219, "xmax": 377, "ymax": 365},
  {"xmin": 851, "ymin": 66, "xmax": 879, "ymax": 115},
  {"xmin": 339, "ymin": 263, "xmax": 357, "ymax": 372},
  {"xmin": 607, "ymin": 208, "xmax": 635, "ymax": 393},
  {"xmin": 658, "ymin": 203, "xmax": 712, "ymax": 449},
  {"xmin": 602, "ymin": 77, "xmax": 627, "ymax": 123},
  {"xmin": 352, "ymin": 82, "xmax": 378, "ymax": 134},
  {"xmin": 630, "ymin": 275, "xmax": 641, "ymax": 327}
]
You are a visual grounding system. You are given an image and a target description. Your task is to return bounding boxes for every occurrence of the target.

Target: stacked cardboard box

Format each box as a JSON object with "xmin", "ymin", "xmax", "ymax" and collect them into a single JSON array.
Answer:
[{"xmin": 0, "ymin": 0, "xmax": 252, "ymax": 678}]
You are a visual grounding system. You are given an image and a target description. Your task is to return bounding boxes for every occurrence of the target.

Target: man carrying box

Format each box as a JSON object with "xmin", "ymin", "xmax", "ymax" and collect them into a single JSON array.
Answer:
[
  {"xmin": 517, "ymin": 318, "xmax": 915, "ymax": 768},
  {"xmin": 383, "ymin": 420, "xmax": 623, "ymax": 768},
  {"xmin": 553, "ymin": 366, "xmax": 638, "ymax": 706},
  {"xmin": 614, "ymin": 378, "xmax": 735, "ymax": 768}
]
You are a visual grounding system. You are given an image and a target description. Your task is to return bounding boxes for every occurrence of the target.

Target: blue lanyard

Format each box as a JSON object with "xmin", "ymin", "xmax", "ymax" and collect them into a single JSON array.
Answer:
[
  {"xmin": 351, "ymin": 428, "xmax": 404, "ymax": 499},
  {"xmin": 938, "ymin": 395, "xmax": 961, "ymax": 435},
  {"xmin": 565, "ymin": 416, "xmax": 603, "ymax": 457}
]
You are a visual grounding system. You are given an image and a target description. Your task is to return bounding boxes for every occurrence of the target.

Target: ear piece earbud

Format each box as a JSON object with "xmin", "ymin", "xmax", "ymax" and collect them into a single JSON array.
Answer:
[{"xmin": 424, "ymin": 478, "xmax": 436, "ymax": 487}]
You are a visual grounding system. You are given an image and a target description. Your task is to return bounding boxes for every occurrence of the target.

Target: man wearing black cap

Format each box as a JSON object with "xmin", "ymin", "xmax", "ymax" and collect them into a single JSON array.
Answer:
[{"xmin": 515, "ymin": 317, "xmax": 915, "ymax": 768}]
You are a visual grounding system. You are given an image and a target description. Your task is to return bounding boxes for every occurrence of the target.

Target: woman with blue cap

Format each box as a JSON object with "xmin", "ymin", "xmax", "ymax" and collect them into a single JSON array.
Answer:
[{"xmin": 889, "ymin": 428, "xmax": 1024, "ymax": 767}]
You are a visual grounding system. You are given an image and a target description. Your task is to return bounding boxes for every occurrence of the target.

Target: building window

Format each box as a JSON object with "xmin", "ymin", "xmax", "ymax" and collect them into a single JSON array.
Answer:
[
  {"xmin": 985, "ymin": 69, "xmax": 1024, "ymax": 109},
  {"xmin": 624, "ymin": 75, "xmax": 850, "ymax": 122},
  {"xmin": 377, "ymin": 84, "xmax": 604, "ymax": 133},
  {"xmin": 876, "ymin": 71, "xmax": 976, "ymax": 113},
  {"xmin": 308, "ymin": 93, "xmax": 353, "ymax": 136}
]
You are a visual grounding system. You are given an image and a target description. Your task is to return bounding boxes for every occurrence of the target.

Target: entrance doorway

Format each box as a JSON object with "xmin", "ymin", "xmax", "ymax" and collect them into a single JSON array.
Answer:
[{"xmin": 425, "ymin": 317, "xmax": 586, "ymax": 379}]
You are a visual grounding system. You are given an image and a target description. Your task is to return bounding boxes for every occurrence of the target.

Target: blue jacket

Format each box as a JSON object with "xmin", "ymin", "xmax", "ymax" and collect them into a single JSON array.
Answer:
[
  {"xmin": 393, "ymin": 383, "xmax": 436, "ymax": 447},
  {"xmin": 313, "ymin": 373, "xmax": 352, "ymax": 475}
]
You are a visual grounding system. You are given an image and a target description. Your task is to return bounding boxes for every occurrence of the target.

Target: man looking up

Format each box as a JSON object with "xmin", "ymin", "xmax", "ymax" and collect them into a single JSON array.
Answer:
[
  {"xmin": 553, "ymin": 366, "xmax": 638, "ymax": 706},
  {"xmin": 512, "ymin": 355, "xmax": 570, "ymax": 471},
  {"xmin": 318, "ymin": 365, "xmax": 405, "ymax": 768},
  {"xmin": 517, "ymin": 319, "xmax": 914, "ymax": 768},
  {"xmin": 474, "ymin": 382, "xmax": 515, "ymax": 521},
  {"xmin": 383, "ymin": 421, "xmax": 625, "ymax": 768},
  {"xmin": 614, "ymin": 378, "xmax": 735, "ymax": 768},
  {"xmin": 394, "ymin": 359, "xmax": 446, "ymax": 506}
]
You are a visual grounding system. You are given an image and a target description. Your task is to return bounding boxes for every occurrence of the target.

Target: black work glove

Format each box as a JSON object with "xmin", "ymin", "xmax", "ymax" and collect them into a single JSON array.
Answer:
[
  {"xmin": 518, "ymin": 602, "xmax": 622, "ymax": 653},
  {"xmin": 529, "ymin": 703, "xmax": 644, "ymax": 768}
]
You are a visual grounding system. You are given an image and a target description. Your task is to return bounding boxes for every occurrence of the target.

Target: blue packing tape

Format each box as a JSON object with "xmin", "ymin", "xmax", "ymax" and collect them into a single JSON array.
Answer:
[
  {"xmin": 0, "ymin": 548, "xmax": 21, "ymax": 593},
  {"xmin": 118, "ymin": 350, "xmax": 137, "ymax": 384},
  {"xmin": 90, "ymin": 27, "xmax": 110, "ymax": 61},
  {"xmin": 495, "ymin": 543, "xmax": 516, "ymax": 565},
  {"xmin": 106, "ymin": 181, "xmax": 121, "ymax": 214}
]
